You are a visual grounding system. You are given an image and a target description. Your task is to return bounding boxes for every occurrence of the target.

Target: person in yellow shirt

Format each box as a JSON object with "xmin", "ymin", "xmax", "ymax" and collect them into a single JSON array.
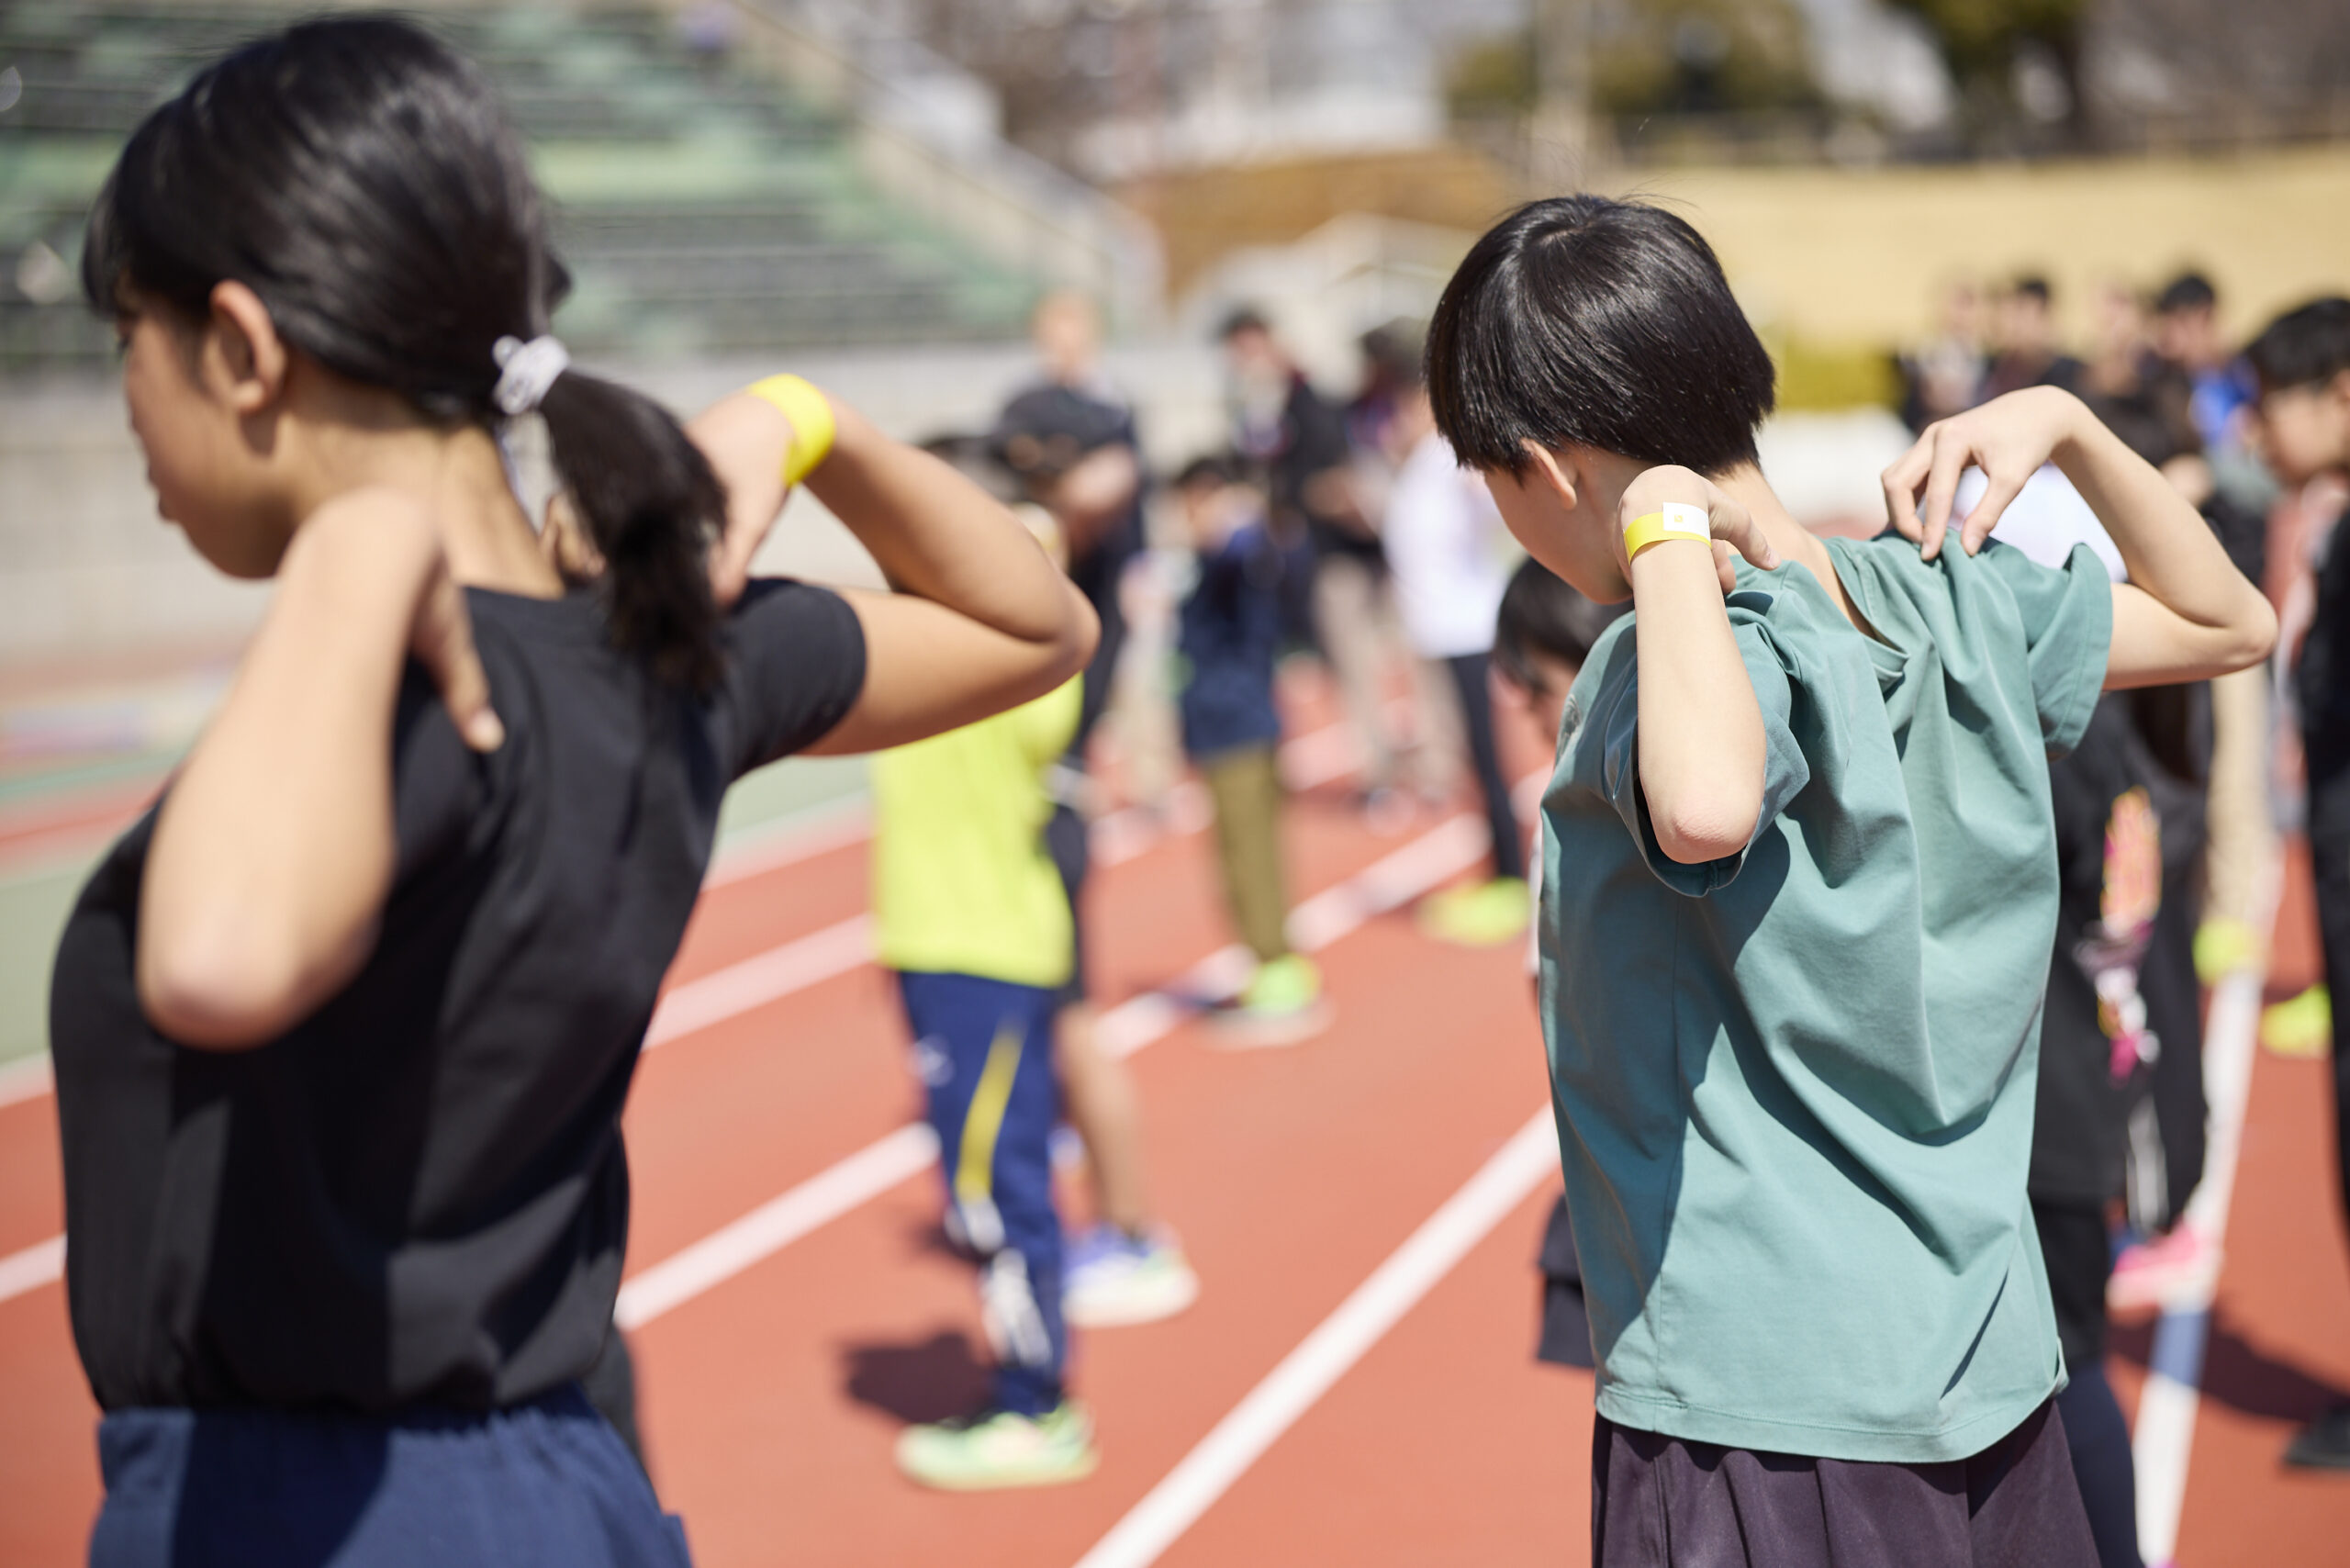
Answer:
[{"xmin": 869, "ymin": 511, "xmax": 1097, "ymax": 1491}]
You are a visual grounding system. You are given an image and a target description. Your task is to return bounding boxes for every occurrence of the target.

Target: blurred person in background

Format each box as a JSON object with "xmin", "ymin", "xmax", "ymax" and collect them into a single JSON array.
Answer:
[
  {"xmin": 990, "ymin": 295, "xmax": 1199, "ymax": 1329},
  {"xmin": 1981, "ymin": 274, "xmax": 2087, "ymax": 403},
  {"xmin": 2154, "ymin": 272, "xmax": 2259, "ymax": 458},
  {"xmin": 2245, "ymin": 297, "xmax": 2350, "ymax": 1472},
  {"xmin": 2033, "ymin": 678, "xmax": 2211, "ymax": 1568},
  {"xmin": 1171, "ymin": 455, "xmax": 1328, "ymax": 1042},
  {"xmin": 2132, "ymin": 272, "xmax": 2278, "ymax": 982},
  {"xmin": 2011, "ymin": 273, "xmax": 2277, "ymax": 991},
  {"xmin": 1376, "ymin": 354, "xmax": 1531, "ymax": 948},
  {"xmin": 1898, "ymin": 277, "xmax": 1989, "ymax": 433},
  {"xmin": 1219, "ymin": 306, "xmax": 1428, "ymax": 822},
  {"xmin": 869, "ymin": 504, "xmax": 1100, "ymax": 1491},
  {"xmin": 2082, "ymin": 280, "xmax": 2153, "ymax": 408},
  {"xmin": 1963, "ymin": 454, "xmax": 2220, "ymax": 1324},
  {"xmin": 1348, "ymin": 318, "xmax": 1462, "ymax": 826}
]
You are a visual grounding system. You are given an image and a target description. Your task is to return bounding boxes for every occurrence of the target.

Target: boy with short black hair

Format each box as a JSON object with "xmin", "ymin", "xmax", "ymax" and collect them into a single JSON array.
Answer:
[
  {"xmin": 1428, "ymin": 195, "xmax": 2276, "ymax": 1563},
  {"xmin": 1494, "ymin": 557, "xmax": 1625, "ymax": 742},
  {"xmin": 2245, "ymin": 295, "xmax": 2350, "ymax": 1471}
]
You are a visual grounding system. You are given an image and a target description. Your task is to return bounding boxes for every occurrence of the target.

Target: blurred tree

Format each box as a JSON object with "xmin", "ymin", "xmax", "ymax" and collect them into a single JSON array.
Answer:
[
  {"xmin": 1445, "ymin": 34, "xmax": 1539, "ymax": 123},
  {"xmin": 1883, "ymin": 0, "xmax": 2089, "ymax": 145},
  {"xmin": 2087, "ymin": 0, "xmax": 2350, "ymax": 149},
  {"xmin": 1446, "ymin": 0, "xmax": 1819, "ymax": 130}
]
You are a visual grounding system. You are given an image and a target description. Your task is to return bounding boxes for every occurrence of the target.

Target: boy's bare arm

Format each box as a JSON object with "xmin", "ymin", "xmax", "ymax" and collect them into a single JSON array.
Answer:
[
  {"xmin": 2053, "ymin": 409, "xmax": 2278, "ymax": 687},
  {"xmin": 1881, "ymin": 386, "xmax": 2277, "ymax": 688},
  {"xmin": 1621, "ymin": 467, "xmax": 1776, "ymax": 865}
]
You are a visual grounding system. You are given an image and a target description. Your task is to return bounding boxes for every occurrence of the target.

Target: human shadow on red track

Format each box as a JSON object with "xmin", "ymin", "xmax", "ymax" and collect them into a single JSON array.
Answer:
[
  {"xmin": 2109, "ymin": 1310, "xmax": 2350, "ymax": 1423},
  {"xmin": 840, "ymin": 1331, "xmax": 991, "ymax": 1425}
]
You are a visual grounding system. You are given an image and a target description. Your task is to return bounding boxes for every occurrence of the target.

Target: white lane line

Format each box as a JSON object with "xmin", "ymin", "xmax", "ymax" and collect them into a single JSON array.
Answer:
[
  {"xmin": 702, "ymin": 711, "xmax": 1364, "ymax": 893},
  {"xmin": 644, "ymin": 915, "xmax": 876, "ymax": 1050},
  {"xmin": 0, "ymin": 1233, "xmax": 63, "ymax": 1306},
  {"xmin": 616, "ymin": 1125, "xmax": 937, "ymax": 1330},
  {"xmin": 1070, "ymin": 1110, "xmax": 1560, "ymax": 1568},
  {"xmin": 2132, "ymin": 868, "xmax": 2278, "ymax": 1565},
  {"xmin": 614, "ymin": 813, "xmax": 1491, "ymax": 1331},
  {"xmin": 645, "ymin": 712, "xmax": 1385, "ymax": 1051},
  {"xmin": 703, "ymin": 797, "xmax": 873, "ymax": 890}
]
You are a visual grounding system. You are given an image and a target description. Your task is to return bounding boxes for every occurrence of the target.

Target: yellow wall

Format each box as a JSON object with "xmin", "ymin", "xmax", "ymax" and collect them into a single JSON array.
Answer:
[{"xmin": 1616, "ymin": 147, "xmax": 2350, "ymax": 351}]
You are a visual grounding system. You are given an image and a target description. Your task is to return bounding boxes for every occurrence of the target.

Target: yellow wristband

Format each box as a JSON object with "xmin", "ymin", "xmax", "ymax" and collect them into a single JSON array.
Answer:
[
  {"xmin": 1622, "ymin": 501, "xmax": 1711, "ymax": 562},
  {"xmin": 744, "ymin": 374, "xmax": 836, "ymax": 487}
]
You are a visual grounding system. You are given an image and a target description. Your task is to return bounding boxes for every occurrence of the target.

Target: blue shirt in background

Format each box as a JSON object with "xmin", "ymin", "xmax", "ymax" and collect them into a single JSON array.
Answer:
[{"xmin": 1177, "ymin": 521, "xmax": 1285, "ymax": 761}]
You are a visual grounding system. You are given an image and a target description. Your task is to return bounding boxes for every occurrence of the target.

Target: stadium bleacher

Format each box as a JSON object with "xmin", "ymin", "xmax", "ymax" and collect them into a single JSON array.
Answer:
[{"xmin": 0, "ymin": 2, "xmax": 1044, "ymax": 367}]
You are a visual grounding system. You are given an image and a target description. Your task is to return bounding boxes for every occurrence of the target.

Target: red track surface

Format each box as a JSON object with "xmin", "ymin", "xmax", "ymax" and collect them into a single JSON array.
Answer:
[{"xmin": 3, "ymin": 683, "xmax": 2347, "ymax": 1565}]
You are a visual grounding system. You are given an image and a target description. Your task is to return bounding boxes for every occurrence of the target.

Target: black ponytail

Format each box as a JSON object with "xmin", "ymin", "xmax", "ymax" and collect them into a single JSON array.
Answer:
[
  {"xmin": 538, "ymin": 371, "xmax": 723, "ymax": 689},
  {"xmin": 82, "ymin": 14, "xmax": 724, "ymax": 688}
]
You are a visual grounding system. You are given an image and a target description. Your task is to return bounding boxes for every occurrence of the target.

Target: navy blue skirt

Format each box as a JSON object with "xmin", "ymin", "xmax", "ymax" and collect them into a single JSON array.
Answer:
[
  {"xmin": 1593, "ymin": 1398, "xmax": 2097, "ymax": 1568},
  {"xmin": 90, "ymin": 1384, "xmax": 690, "ymax": 1568}
]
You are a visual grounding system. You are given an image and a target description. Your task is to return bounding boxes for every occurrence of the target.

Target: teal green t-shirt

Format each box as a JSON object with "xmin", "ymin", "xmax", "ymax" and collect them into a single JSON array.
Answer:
[{"xmin": 1539, "ymin": 532, "xmax": 2111, "ymax": 1463}]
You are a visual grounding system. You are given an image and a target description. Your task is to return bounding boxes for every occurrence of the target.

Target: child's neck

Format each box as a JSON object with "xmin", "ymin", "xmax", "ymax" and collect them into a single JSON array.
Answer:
[
  {"xmin": 1713, "ymin": 465, "xmax": 1867, "ymax": 633},
  {"xmin": 287, "ymin": 416, "xmax": 561, "ymax": 600}
]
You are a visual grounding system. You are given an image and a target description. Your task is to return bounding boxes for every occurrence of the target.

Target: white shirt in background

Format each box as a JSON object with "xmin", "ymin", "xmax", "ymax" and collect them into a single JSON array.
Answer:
[
  {"xmin": 1383, "ymin": 432, "xmax": 1521, "ymax": 659},
  {"xmin": 1965, "ymin": 464, "xmax": 2128, "ymax": 584}
]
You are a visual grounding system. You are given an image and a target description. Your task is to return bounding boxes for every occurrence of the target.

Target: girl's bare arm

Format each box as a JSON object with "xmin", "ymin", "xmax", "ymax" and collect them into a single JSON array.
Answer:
[
  {"xmin": 138, "ymin": 495, "xmax": 498, "ymax": 1047},
  {"xmin": 690, "ymin": 388, "xmax": 1098, "ymax": 754}
]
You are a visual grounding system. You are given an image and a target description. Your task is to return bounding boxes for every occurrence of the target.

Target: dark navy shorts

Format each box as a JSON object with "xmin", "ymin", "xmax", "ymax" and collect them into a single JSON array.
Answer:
[{"xmin": 90, "ymin": 1383, "xmax": 690, "ymax": 1568}]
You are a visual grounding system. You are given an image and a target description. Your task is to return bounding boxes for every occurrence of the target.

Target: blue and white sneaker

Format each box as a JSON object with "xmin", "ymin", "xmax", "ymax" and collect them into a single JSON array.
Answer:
[{"xmin": 1064, "ymin": 1225, "xmax": 1201, "ymax": 1328}]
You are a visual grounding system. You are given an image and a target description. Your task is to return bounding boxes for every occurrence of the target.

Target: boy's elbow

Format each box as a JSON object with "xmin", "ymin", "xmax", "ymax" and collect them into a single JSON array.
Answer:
[{"xmin": 1652, "ymin": 788, "xmax": 1761, "ymax": 867}]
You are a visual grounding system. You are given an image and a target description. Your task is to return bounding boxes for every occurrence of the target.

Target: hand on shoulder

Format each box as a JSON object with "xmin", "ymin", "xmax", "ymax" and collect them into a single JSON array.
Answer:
[
  {"xmin": 1881, "ymin": 386, "xmax": 2089, "ymax": 562},
  {"xmin": 1617, "ymin": 465, "xmax": 1778, "ymax": 595},
  {"xmin": 285, "ymin": 487, "xmax": 502, "ymax": 754}
]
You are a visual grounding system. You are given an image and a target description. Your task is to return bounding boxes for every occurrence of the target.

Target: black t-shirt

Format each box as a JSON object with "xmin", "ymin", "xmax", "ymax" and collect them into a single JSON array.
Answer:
[
  {"xmin": 2302, "ymin": 520, "xmax": 2350, "ymax": 784},
  {"xmin": 49, "ymin": 581, "xmax": 864, "ymax": 1414},
  {"xmin": 991, "ymin": 379, "xmax": 1146, "ymax": 747},
  {"xmin": 1245, "ymin": 376, "xmax": 1375, "ymax": 565},
  {"xmin": 2031, "ymin": 692, "xmax": 2206, "ymax": 1209}
]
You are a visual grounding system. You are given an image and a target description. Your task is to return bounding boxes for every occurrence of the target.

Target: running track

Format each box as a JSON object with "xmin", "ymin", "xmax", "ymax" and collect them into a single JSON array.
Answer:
[{"xmin": 1, "ymin": 681, "xmax": 2346, "ymax": 1564}]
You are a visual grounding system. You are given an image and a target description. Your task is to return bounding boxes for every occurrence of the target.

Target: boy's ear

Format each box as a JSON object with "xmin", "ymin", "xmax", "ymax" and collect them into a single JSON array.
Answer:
[
  {"xmin": 1520, "ymin": 441, "xmax": 1580, "ymax": 511},
  {"xmin": 205, "ymin": 280, "xmax": 288, "ymax": 418}
]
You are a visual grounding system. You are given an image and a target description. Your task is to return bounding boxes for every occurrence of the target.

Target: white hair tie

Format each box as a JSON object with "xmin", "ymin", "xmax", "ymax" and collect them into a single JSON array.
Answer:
[{"xmin": 491, "ymin": 333, "xmax": 569, "ymax": 416}]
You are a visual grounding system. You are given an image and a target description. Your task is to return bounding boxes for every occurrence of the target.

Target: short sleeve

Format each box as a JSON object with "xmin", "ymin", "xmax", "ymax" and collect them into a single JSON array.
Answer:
[
  {"xmin": 1590, "ymin": 609, "xmax": 1812, "ymax": 898},
  {"xmin": 1975, "ymin": 540, "xmax": 2112, "ymax": 759},
  {"xmin": 719, "ymin": 579, "xmax": 868, "ymax": 778}
]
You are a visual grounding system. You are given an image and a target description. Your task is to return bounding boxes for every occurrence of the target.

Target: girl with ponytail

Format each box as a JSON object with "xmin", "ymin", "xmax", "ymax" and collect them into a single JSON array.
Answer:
[{"xmin": 51, "ymin": 17, "xmax": 1093, "ymax": 1565}]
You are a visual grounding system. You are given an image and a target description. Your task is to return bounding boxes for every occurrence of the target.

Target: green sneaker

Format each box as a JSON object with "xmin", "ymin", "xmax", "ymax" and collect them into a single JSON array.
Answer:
[
  {"xmin": 2262, "ymin": 985, "xmax": 2332, "ymax": 1059},
  {"xmin": 1209, "ymin": 954, "xmax": 1330, "ymax": 1048},
  {"xmin": 2194, "ymin": 915, "xmax": 2263, "ymax": 982},
  {"xmin": 895, "ymin": 1401, "xmax": 1099, "ymax": 1491},
  {"xmin": 1417, "ymin": 877, "xmax": 1531, "ymax": 947}
]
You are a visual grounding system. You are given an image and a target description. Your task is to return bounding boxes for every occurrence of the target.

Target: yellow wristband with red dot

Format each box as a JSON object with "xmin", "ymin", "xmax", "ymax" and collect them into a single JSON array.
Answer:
[{"xmin": 1622, "ymin": 501, "xmax": 1711, "ymax": 562}]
